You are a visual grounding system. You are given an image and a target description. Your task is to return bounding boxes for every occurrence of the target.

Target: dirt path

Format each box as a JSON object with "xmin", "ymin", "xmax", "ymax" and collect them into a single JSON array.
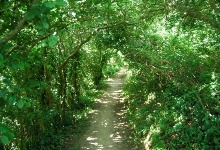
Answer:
[{"xmin": 63, "ymin": 68, "xmax": 137, "ymax": 150}]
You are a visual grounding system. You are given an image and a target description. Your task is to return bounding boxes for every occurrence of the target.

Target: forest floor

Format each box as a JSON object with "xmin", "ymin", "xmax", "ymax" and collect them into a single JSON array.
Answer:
[{"xmin": 62, "ymin": 68, "xmax": 139, "ymax": 150}]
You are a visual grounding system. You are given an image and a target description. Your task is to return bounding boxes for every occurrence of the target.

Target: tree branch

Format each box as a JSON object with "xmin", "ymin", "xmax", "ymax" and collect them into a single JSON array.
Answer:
[
  {"xmin": 187, "ymin": 9, "xmax": 220, "ymax": 29},
  {"xmin": 5, "ymin": 22, "xmax": 66, "ymax": 57},
  {"xmin": 6, "ymin": 33, "xmax": 52, "ymax": 57},
  {"xmin": 195, "ymin": 93, "xmax": 207, "ymax": 111},
  {"xmin": 59, "ymin": 31, "xmax": 95, "ymax": 70},
  {"xmin": 59, "ymin": 21, "xmax": 131, "ymax": 70},
  {"xmin": 178, "ymin": 5, "xmax": 220, "ymax": 30},
  {"xmin": 0, "ymin": 17, "xmax": 27, "ymax": 45}
]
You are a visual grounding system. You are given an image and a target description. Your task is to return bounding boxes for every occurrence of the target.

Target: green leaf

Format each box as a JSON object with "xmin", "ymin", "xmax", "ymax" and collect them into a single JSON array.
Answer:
[
  {"xmin": 214, "ymin": 137, "xmax": 219, "ymax": 144},
  {"xmin": 12, "ymin": 62, "xmax": 25, "ymax": 70},
  {"xmin": 26, "ymin": 8, "xmax": 38, "ymax": 21},
  {"xmin": 48, "ymin": 35, "xmax": 58, "ymax": 48},
  {"xmin": 0, "ymin": 124, "xmax": 9, "ymax": 134},
  {"xmin": 8, "ymin": 96, "xmax": 16, "ymax": 105},
  {"xmin": 26, "ymin": 102, "xmax": 31, "ymax": 108},
  {"xmin": 0, "ymin": 124, "xmax": 14, "ymax": 142},
  {"xmin": 36, "ymin": 24, "xmax": 43, "ymax": 30},
  {"xmin": 43, "ymin": 21, "xmax": 49, "ymax": 29},
  {"xmin": 37, "ymin": 31, "xmax": 45, "ymax": 36},
  {"xmin": 17, "ymin": 100, "xmax": 24, "ymax": 109},
  {"xmin": 41, "ymin": 40, "xmax": 47, "ymax": 47},
  {"xmin": 44, "ymin": 2, "xmax": 56, "ymax": 8},
  {"xmin": 55, "ymin": 0, "xmax": 66, "ymax": 6},
  {"xmin": 12, "ymin": 86, "xmax": 21, "ymax": 93},
  {"xmin": 18, "ymin": 62, "xmax": 25, "ymax": 70},
  {"xmin": 0, "ymin": 53, "xmax": 3, "ymax": 67},
  {"xmin": 0, "ymin": 136, "xmax": 9, "ymax": 145},
  {"xmin": 26, "ymin": 12, "xmax": 35, "ymax": 21},
  {"xmin": 5, "ymin": 132, "xmax": 14, "ymax": 140},
  {"xmin": 12, "ymin": 63, "xmax": 19, "ymax": 69}
]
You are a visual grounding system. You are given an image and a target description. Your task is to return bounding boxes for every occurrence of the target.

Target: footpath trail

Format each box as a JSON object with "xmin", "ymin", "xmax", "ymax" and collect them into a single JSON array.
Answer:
[{"xmin": 63, "ymin": 68, "xmax": 138, "ymax": 150}]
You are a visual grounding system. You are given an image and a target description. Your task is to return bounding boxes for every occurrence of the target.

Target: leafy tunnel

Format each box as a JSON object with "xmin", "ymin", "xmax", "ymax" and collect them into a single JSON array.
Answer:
[{"xmin": 0, "ymin": 0, "xmax": 220, "ymax": 149}]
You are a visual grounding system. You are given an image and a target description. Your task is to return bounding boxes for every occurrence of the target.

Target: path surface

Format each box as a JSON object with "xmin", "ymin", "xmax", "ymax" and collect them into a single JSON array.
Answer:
[{"xmin": 63, "ymin": 68, "xmax": 137, "ymax": 150}]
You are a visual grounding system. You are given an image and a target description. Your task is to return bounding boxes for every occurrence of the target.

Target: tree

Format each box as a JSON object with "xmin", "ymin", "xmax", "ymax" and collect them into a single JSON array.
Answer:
[
  {"xmin": 123, "ymin": 0, "xmax": 220, "ymax": 149},
  {"xmin": 1, "ymin": 0, "xmax": 219, "ymax": 149},
  {"xmin": 0, "ymin": 0, "xmax": 135, "ymax": 149}
]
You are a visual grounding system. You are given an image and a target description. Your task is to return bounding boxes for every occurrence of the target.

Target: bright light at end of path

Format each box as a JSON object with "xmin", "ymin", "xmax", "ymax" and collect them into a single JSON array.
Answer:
[{"xmin": 87, "ymin": 137, "xmax": 97, "ymax": 141}]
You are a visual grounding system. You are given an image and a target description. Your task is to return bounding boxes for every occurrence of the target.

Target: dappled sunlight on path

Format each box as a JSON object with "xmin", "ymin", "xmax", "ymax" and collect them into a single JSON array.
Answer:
[{"xmin": 63, "ymin": 68, "xmax": 137, "ymax": 150}]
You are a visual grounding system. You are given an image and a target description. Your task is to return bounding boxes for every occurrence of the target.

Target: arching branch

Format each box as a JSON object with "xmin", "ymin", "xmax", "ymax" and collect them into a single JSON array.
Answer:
[{"xmin": 0, "ymin": 17, "xmax": 27, "ymax": 45}]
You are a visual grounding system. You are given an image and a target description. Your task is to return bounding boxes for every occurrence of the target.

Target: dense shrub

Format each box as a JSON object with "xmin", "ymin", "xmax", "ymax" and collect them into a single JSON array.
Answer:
[{"xmin": 123, "ymin": 20, "xmax": 220, "ymax": 149}]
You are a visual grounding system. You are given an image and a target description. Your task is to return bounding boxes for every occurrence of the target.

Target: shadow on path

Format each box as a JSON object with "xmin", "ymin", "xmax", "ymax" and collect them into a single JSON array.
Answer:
[{"xmin": 63, "ymin": 68, "xmax": 137, "ymax": 150}]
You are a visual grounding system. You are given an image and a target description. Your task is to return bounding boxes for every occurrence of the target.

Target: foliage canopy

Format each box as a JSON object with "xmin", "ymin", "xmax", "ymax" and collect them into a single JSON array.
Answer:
[{"xmin": 0, "ymin": 0, "xmax": 219, "ymax": 149}]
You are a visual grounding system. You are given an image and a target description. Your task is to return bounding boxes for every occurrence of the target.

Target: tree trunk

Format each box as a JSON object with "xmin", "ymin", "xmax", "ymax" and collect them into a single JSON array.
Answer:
[
  {"xmin": 73, "ymin": 51, "xmax": 80, "ymax": 109},
  {"xmin": 41, "ymin": 48, "xmax": 54, "ymax": 108}
]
